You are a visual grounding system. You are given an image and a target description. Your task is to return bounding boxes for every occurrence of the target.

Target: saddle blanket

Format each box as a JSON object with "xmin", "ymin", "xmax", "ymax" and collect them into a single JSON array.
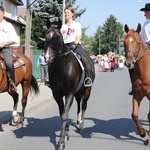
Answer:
[{"xmin": 0, "ymin": 54, "xmax": 26, "ymax": 69}]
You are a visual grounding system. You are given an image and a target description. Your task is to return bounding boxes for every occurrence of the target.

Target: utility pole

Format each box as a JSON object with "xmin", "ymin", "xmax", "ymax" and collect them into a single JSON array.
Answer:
[
  {"xmin": 98, "ymin": 28, "xmax": 100, "ymax": 55},
  {"xmin": 118, "ymin": 34, "xmax": 120, "ymax": 54},
  {"xmin": 25, "ymin": 0, "xmax": 31, "ymax": 57}
]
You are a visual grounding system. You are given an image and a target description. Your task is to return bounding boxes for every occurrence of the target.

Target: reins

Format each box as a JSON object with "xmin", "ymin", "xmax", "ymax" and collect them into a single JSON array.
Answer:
[
  {"xmin": 48, "ymin": 44, "xmax": 74, "ymax": 59},
  {"xmin": 126, "ymin": 33, "xmax": 149, "ymax": 63}
]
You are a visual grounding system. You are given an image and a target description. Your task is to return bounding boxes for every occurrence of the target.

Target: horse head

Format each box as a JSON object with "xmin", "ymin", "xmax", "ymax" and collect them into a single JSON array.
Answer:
[
  {"xmin": 123, "ymin": 23, "xmax": 144, "ymax": 69},
  {"xmin": 44, "ymin": 27, "xmax": 65, "ymax": 63}
]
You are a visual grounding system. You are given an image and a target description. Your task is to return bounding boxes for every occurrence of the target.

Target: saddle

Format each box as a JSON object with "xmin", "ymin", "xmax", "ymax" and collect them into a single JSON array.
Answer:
[{"xmin": 0, "ymin": 53, "xmax": 25, "ymax": 69}]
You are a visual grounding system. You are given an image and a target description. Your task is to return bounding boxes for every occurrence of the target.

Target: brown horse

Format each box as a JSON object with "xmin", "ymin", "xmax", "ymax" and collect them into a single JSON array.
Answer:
[
  {"xmin": 124, "ymin": 23, "xmax": 150, "ymax": 145},
  {"xmin": 0, "ymin": 53, "xmax": 39, "ymax": 126}
]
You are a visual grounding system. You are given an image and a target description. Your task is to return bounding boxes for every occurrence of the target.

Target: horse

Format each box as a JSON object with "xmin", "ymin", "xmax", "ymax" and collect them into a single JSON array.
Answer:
[
  {"xmin": 44, "ymin": 28, "xmax": 95, "ymax": 150},
  {"xmin": 0, "ymin": 52, "xmax": 39, "ymax": 126},
  {"xmin": 124, "ymin": 23, "xmax": 150, "ymax": 145}
]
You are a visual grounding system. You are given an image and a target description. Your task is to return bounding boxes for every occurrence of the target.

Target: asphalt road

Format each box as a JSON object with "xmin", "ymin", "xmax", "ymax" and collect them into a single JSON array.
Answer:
[{"xmin": 0, "ymin": 65, "xmax": 150, "ymax": 150}]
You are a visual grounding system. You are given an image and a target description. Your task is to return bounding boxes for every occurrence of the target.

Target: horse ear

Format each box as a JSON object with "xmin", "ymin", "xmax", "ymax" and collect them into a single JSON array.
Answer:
[
  {"xmin": 136, "ymin": 23, "xmax": 141, "ymax": 33},
  {"xmin": 124, "ymin": 24, "xmax": 129, "ymax": 33}
]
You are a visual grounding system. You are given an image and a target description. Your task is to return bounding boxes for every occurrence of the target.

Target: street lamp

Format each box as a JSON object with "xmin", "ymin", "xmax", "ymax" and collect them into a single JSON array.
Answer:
[
  {"xmin": 62, "ymin": 0, "xmax": 65, "ymax": 24},
  {"xmin": 118, "ymin": 34, "xmax": 120, "ymax": 54},
  {"xmin": 98, "ymin": 28, "xmax": 100, "ymax": 55}
]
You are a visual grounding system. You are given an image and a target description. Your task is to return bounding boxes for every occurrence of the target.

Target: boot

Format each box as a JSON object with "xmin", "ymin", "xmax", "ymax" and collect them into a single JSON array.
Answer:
[
  {"xmin": 128, "ymin": 90, "xmax": 133, "ymax": 95},
  {"xmin": 9, "ymin": 80, "xmax": 17, "ymax": 93},
  {"xmin": 7, "ymin": 65, "xmax": 17, "ymax": 93},
  {"xmin": 128, "ymin": 69, "xmax": 133, "ymax": 95},
  {"xmin": 84, "ymin": 70, "xmax": 93, "ymax": 87}
]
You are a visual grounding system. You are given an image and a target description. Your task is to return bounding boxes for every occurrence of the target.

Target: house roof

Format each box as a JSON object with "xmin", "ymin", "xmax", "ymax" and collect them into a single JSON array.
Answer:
[
  {"xmin": 4, "ymin": 16, "xmax": 25, "ymax": 26},
  {"xmin": 11, "ymin": 0, "xmax": 24, "ymax": 6},
  {"xmin": 17, "ymin": 7, "xmax": 26, "ymax": 18}
]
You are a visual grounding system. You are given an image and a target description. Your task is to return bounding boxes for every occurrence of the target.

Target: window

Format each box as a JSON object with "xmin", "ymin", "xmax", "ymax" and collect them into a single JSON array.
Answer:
[
  {"xmin": 11, "ymin": 5, "xmax": 17, "ymax": 19},
  {"xmin": 0, "ymin": 0, "xmax": 5, "ymax": 8}
]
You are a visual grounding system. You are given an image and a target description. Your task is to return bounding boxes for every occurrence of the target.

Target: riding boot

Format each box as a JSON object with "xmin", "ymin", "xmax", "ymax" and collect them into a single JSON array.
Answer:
[
  {"xmin": 7, "ymin": 65, "xmax": 17, "ymax": 93},
  {"xmin": 128, "ymin": 69, "xmax": 133, "ymax": 95}
]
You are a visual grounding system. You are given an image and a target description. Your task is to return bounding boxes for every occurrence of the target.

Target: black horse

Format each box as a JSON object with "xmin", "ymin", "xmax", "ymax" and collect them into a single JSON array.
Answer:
[{"xmin": 45, "ymin": 28, "xmax": 95, "ymax": 150}]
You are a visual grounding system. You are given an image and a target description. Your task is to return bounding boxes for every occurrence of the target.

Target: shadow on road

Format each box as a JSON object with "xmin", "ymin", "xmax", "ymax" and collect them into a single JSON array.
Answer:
[
  {"xmin": 74, "ymin": 117, "xmax": 147, "ymax": 145},
  {"xmin": 12, "ymin": 116, "xmax": 148, "ymax": 147}
]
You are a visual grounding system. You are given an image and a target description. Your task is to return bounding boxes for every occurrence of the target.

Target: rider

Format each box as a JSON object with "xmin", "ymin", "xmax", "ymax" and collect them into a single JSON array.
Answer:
[
  {"xmin": 128, "ymin": 3, "xmax": 150, "ymax": 95},
  {"xmin": 0, "ymin": 6, "xmax": 18, "ymax": 93},
  {"xmin": 60, "ymin": 6, "xmax": 93, "ymax": 87}
]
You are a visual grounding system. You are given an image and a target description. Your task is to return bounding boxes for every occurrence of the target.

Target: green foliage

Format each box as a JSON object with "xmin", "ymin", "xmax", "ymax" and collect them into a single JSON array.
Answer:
[
  {"xmin": 31, "ymin": 14, "xmax": 46, "ymax": 49},
  {"xmin": 33, "ymin": 0, "xmax": 86, "ymax": 29},
  {"xmin": 89, "ymin": 15, "xmax": 124, "ymax": 55},
  {"xmin": 29, "ymin": 0, "xmax": 86, "ymax": 49}
]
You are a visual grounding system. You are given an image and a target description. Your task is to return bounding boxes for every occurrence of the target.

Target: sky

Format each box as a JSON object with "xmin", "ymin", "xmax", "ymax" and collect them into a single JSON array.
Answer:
[{"xmin": 22, "ymin": 0, "xmax": 150, "ymax": 36}]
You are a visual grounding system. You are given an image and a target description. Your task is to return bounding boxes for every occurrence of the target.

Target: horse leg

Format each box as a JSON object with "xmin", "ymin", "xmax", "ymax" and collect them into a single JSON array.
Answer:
[
  {"xmin": 75, "ymin": 94, "xmax": 83, "ymax": 124},
  {"xmin": 56, "ymin": 97, "xmax": 70, "ymax": 141},
  {"xmin": 9, "ymin": 92, "xmax": 20, "ymax": 125},
  {"xmin": 76, "ymin": 89, "xmax": 91, "ymax": 132},
  {"xmin": 131, "ymin": 98, "xmax": 146, "ymax": 138},
  {"xmin": 145, "ymin": 108, "xmax": 150, "ymax": 145},
  {"xmin": 56, "ymin": 94, "xmax": 74, "ymax": 150},
  {"xmin": 20, "ymin": 82, "xmax": 30, "ymax": 124}
]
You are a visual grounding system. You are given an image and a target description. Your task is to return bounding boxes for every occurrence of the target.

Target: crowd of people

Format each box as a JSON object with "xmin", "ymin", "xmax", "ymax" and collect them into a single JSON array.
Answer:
[{"xmin": 90, "ymin": 53, "xmax": 126, "ymax": 72}]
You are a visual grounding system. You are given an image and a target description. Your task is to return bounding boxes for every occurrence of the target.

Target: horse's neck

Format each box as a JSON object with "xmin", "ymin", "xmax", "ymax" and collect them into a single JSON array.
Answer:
[
  {"xmin": 135, "ymin": 49, "xmax": 150, "ymax": 73},
  {"xmin": 137, "ymin": 44, "xmax": 148, "ymax": 60}
]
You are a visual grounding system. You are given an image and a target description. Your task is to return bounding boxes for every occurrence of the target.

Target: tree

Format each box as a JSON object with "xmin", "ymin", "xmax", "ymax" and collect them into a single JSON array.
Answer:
[
  {"xmin": 30, "ymin": 0, "xmax": 86, "ymax": 49},
  {"xmin": 91, "ymin": 15, "xmax": 124, "ymax": 55},
  {"xmin": 31, "ymin": 13, "xmax": 46, "ymax": 49},
  {"xmin": 33, "ymin": 0, "xmax": 86, "ymax": 29}
]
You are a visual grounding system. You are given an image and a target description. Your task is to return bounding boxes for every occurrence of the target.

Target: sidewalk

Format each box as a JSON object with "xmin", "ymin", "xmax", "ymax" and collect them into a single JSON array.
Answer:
[{"xmin": 0, "ymin": 81, "xmax": 53, "ymax": 124}]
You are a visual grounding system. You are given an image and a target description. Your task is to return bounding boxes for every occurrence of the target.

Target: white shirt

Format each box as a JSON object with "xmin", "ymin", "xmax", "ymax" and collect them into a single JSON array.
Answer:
[
  {"xmin": 0, "ymin": 19, "xmax": 19, "ymax": 45},
  {"xmin": 60, "ymin": 21, "xmax": 81, "ymax": 44},
  {"xmin": 141, "ymin": 19, "xmax": 150, "ymax": 43}
]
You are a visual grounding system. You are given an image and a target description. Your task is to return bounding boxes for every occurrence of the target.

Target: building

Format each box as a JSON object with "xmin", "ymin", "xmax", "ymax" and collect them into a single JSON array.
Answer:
[{"xmin": 1, "ymin": 0, "xmax": 25, "ymax": 48}]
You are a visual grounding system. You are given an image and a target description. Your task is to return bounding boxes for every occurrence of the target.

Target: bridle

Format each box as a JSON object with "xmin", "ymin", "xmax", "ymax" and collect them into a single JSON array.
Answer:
[
  {"xmin": 45, "ymin": 44, "xmax": 74, "ymax": 64},
  {"xmin": 125, "ymin": 33, "xmax": 148, "ymax": 63}
]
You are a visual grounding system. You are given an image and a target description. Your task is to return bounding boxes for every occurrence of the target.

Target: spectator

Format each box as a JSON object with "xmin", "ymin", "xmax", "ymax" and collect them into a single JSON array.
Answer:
[{"xmin": 37, "ymin": 50, "xmax": 48, "ymax": 83}]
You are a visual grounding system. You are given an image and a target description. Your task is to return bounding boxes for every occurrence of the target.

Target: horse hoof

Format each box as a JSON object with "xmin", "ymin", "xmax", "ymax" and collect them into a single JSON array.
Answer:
[
  {"xmin": 144, "ymin": 139, "xmax": 149, "ymax": 145},
  {"xmin": 139, "ymin": 129, "xmax": 146, "ymax": 138},
  {"xmin": 57, "ymin": 143, "xmax": 65, "ymax": 150}
]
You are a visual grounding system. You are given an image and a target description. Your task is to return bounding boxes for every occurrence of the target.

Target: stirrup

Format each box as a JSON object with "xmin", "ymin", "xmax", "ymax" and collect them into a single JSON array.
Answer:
[{"xmin": 84, "ymin": 77, "xmax": 92, "ymax": 87}]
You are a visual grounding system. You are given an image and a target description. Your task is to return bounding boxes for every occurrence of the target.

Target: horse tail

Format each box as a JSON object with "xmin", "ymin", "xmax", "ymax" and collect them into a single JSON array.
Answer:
[{"xmin": 30, "ymin": 75, "xmax": 40, "ymax": 94}]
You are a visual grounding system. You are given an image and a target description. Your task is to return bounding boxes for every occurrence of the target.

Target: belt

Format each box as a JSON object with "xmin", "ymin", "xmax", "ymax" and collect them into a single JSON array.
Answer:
[
  {"xmin": 40, "ymin": 64, "xmax": 47, "ymax": 66},
  {"xmin": 0, "ymin": 47, "xmax": 10, "ymax": 50},
  {"xmin": 65, "ymin": 42, "xmax": 74, "ymax": 46}
]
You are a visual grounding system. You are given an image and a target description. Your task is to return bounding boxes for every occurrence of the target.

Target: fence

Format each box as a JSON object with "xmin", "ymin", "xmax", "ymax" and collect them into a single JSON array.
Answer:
[{"xmin": 32, "ymin": 49, "xmax": 42, "ymax": 79}]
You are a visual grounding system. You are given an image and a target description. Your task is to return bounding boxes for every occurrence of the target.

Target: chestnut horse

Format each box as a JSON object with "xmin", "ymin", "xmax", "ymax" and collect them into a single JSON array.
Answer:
[
  {"xmin": 0, "ymin": 53, "xmax": 39, "ymax": 126},
  {"xmin": 124, "ymin": 23, "xmax": 150, "ymax": 145},
  {"xmin": 45, "ymin": 28, "xmax": 95, "ymax": 150}
]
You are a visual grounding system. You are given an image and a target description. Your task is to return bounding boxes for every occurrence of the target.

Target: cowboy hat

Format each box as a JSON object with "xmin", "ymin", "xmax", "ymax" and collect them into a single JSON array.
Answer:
[{"xmin": 140, "ymin": 3, "xmax": 150, "ymax": 11}]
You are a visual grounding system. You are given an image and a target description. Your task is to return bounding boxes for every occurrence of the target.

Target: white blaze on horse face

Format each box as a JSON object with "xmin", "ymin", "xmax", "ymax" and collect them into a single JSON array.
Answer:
[
  {"xmin": 50, "ymin": 32, "xmax": 53, "ymax": 38},
  {"xmin": 45, "ymin": 48, "xmax": 50, "ymax": 62},
  {"xmin": 129, "ymin": 37, "xmax": 133, "ymax": 42}
]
